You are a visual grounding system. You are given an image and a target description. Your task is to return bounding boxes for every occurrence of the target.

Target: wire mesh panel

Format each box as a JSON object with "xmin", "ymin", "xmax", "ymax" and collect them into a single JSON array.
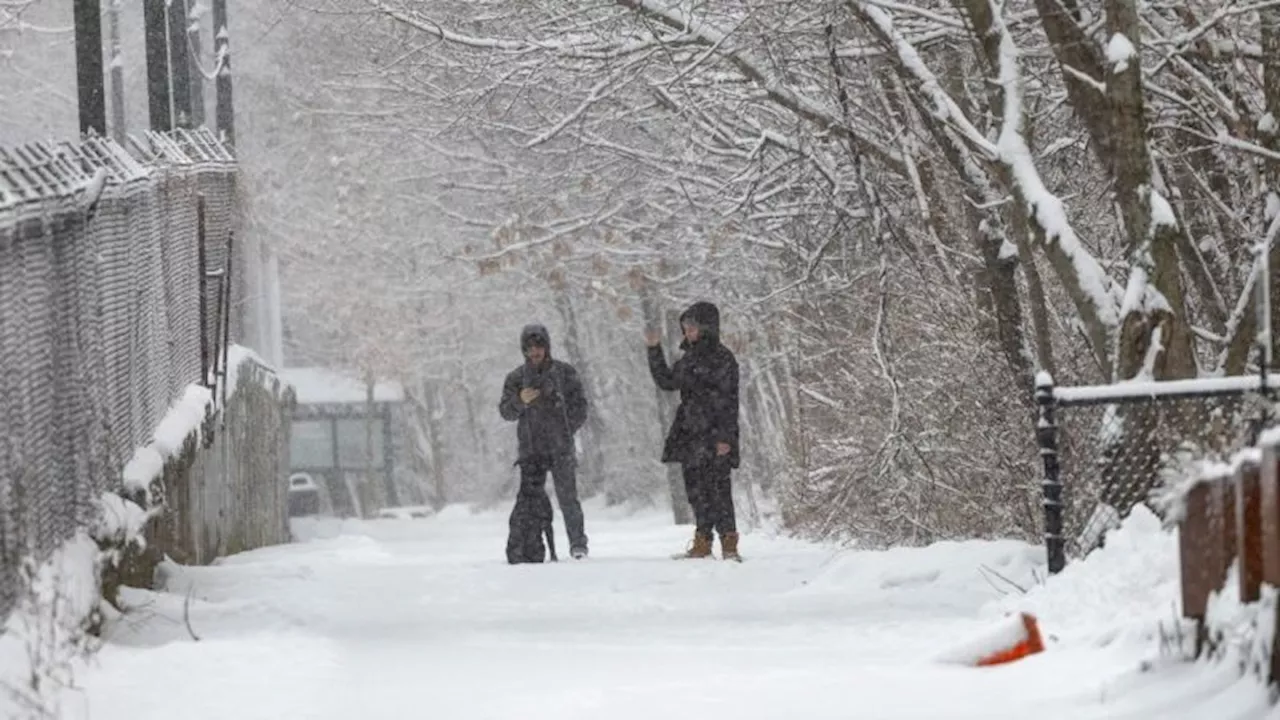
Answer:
[
  {"xmin": 0, "ymin": 132, "xmax": 244, "ymax": 619},
  {"xmin": 1043, "ymin": 378, "xmax": 1271, "ymax": 563}
]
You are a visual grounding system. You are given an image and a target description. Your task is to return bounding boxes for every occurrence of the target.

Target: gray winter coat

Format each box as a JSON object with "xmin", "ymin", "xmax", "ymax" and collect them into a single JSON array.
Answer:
[{"xmin": 499, "ymin": 325, "xmax": 588, "ymax": 462}]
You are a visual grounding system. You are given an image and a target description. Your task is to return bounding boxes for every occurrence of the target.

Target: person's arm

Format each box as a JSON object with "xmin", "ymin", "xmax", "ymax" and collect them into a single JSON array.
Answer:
[
  {"xmin": 709, "ymin": 354, "xmax": 740, "ymax": 452},
  {"xmin": 563, "ymin": 365, "xmax": 588, "ymax": 433},
  {"xmin": 648, "ymin": 345, "xmax": 679, "ymax": 391},
  {"xmin": 498, "ymin": 371, "xmax": 524, "ymax": 421}
]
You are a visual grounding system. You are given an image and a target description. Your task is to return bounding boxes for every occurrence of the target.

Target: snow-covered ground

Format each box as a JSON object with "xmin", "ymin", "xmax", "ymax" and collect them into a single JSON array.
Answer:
[{"xmin": 8, "ymin": 501, "xmax": 1279, "ymax": 719}]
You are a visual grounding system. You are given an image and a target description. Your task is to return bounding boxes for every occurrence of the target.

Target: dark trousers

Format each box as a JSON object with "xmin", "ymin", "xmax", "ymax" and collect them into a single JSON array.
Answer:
[
  {"xmin": 521, "ymin": 454, "xmax": 587, "ymax": 551},
  {"xmin": 683, "ymin": 459, "xmax": 735, "ymax": 538}
]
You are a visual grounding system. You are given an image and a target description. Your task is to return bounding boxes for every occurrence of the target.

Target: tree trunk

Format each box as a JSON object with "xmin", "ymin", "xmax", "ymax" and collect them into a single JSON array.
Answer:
[
  {"xmin": 551, "ymin": 285, "xmax": 607, "ymax": 500},
  {"xmin": 636, "ymin": 272, "xmax": 693, "ymax": 524}
]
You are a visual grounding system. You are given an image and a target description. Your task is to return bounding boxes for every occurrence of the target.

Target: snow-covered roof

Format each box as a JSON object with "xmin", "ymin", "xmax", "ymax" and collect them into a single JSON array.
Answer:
[{"xmin": 279, "ymin": 367, "xmax": 405, "ymax": 405}]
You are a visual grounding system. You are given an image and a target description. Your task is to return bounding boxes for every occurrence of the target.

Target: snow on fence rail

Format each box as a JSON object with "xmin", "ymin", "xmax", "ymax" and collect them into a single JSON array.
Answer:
[
  {"xmin": 0, "ymin": 129, "xmax": 285, "ymax": 624},
  {"xmin": 1033, "ymin": 372, "xmax": 1274, "ymax": 575}
]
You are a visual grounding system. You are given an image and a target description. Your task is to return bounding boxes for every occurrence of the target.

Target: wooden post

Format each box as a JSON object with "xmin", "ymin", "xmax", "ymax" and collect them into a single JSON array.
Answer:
[
  {"xmin": 1180, "ymin": 481, "xmax": 1214, "ymax": 619},
  {"xmin": 1261, "ymin": 439, "xmax": 1280, "ymax": 685},
  {"xmin": 1238, "ymin": 455, "xmax": 1264, "ymax": 602},
  {"xmin": 1263, "ymin": 442, "xmax": 1280, "ymax": 586},
  {"xmin": 1211, "ymin": 476, "xmax": 1238, "ymax": 603}
]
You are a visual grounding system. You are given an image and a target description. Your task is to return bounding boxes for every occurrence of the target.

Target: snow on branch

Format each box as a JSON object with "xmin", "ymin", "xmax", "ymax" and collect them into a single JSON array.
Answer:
[
  {"xmin": 850, "ymin": 0, "xmax": 1120, "ymax": 343},
  {"xmin": 854, "ymin": 5, "xmax": 999, "ymax": 160},
  {"xmin": 525, "ymin": 57, "xmax": 651, "ymax": 149},
  {"xmin": 362, "ymin": 0, "xmax": 547, "ymax": 52},
  {"xmin": 616, "ymin": 0, "xmax": 906, "ymax": 175},
  {"xmin": 989, "ymin": 8, "xmax": 1120, "ymax": 331},
  {"xmin": 1151, "ymin": 123, "xmax": 1280, "ymax": 165}
]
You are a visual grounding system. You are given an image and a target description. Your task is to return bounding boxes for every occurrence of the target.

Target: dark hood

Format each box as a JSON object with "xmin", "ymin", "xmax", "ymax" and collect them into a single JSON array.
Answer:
[
  {"xmin": 679, "ymin": 301, "xmax": 721, "ymax": 350},
  {"xmin": 520, "ymin": 324, "xmax": 552, "ymax": 360}
]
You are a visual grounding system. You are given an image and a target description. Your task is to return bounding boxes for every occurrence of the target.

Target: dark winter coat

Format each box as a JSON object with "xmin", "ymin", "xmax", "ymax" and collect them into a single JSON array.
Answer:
[
  {"xmin": 648, "ymin": 302, "xmax": 741, "ymax": 469},
  {"xmin": 499, "ymin": 325, "xmax": 588, "ymax": 462}
]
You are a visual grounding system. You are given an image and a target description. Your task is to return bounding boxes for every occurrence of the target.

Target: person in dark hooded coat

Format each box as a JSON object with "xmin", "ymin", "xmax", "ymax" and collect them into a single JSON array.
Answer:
[
  {"xmin": 645, "ymin": 301, "xmax": 742, "ymax": 561},
  {"xmin": 499, "ymin": 324, "xmax": 590, "ymax": 562}
]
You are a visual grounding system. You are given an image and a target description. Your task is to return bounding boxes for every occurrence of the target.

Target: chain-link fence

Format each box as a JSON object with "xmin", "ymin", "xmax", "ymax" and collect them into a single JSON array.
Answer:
[
  {"xmin": 0, "ymin": 129, "xmax": 248, "ymax": 619},
  {"xmin": 1035, "ymin": 375, "xmax": 1274, "ymax": 572}
]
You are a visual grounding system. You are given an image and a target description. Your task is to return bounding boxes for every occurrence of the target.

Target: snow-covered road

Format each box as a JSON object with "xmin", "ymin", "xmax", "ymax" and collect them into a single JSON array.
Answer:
[{"xmin": 59, "ymin": 502, "xmax": 1274, "ymax": 719}]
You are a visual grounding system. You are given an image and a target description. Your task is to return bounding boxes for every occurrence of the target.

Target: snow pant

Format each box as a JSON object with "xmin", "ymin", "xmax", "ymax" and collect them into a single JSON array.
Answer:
[
  {"xmin": 683, "ymin": 458, "xmax": 736, "ymax": 538},
  {"xmin": 512, "ymin": 454, "xmax": 587, "ymax": 556}
]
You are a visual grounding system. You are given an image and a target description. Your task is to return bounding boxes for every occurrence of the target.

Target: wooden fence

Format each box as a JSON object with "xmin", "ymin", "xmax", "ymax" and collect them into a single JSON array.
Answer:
[{"xmin": 1178, "ymin": 433, "xmax": 1279, "ymax": 679}]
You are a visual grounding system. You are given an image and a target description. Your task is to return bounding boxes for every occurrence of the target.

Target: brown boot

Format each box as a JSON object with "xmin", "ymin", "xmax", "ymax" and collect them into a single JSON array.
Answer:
[
  {"xmin": 674, "ymin": 532, "xmax": 714, "ymax": 559},
  {"xmin": 720, "ymin": 532, "xmax": 742, "ymax": 562}
]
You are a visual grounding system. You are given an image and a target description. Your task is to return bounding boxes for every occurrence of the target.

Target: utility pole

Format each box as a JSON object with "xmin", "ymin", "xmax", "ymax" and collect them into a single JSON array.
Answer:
[
  {"xmin": 186, "ymin": 0, "xmax": 206, "ymax": 127},
  {"xmin": 168, "ymin": 0, "xmax": 194, "ymax": 128},
  {"xmin": 106, "ymin": 0, "xmax": 126, "ymax": 144},
  {"xmin": 143, "ymin": 0, "xmax": 171, "ymax": 131},
  {"xmin": 212, "ymin": 0, "xmax": 236, "ymax": 147},
  {"xmin": 73, "ymin": 0, "xmax": 106, "ymax": 137}
]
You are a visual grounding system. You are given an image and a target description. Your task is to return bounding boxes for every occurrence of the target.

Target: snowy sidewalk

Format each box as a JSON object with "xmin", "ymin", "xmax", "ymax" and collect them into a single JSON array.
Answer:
[{"xmin": 60, "ymin": 503, "xmax": 1273, "ymax": 719}]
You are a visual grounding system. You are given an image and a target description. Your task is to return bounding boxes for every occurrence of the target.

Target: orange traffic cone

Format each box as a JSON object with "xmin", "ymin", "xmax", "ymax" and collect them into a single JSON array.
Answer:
[
  {"xmin": 936, "ymin": 612, "xmax": 1046, "ymax": 667},
  {"xmin": 975, "ymin": 613, "xmax": 1045, "ymax": 666}
]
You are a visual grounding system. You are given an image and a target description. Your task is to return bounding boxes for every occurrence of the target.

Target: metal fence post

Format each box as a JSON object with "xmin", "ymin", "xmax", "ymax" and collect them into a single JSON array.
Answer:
[{"xmin": 1035, "ymin": 373, "xmax": 1065, "ymax": 574}]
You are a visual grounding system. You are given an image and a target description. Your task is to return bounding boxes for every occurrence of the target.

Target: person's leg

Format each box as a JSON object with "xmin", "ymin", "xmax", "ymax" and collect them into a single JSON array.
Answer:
[
  {"xmin": 708, "ymin": 461, "xmax": 736, "ymax": 536},
  {"xmin": 707, "ymin": 460, "xmax": 739, "ymax": 559},
  {"xmin": 550, "ymin": 454, "xmax": 588, "ymax": 555},
  {"xmin": 679, "ymin": 463, "xmax": 714, "ymax": 557}
]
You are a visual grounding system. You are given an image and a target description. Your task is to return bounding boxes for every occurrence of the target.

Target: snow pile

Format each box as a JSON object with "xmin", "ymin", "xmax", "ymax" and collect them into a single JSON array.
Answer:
[
  {"xmin": 0, "ymin": 534, "xmax": 102, "ymax": 720},
  {"xmin": 995, "ymin": 506, "xmax": 1181, "ymax": 649},
  {"xmin": 93, "ymin": 492, "xmax": 154, "ymax": 559},
  {"xmin": 793, "ymin": 537, "xmax": 1044, "ymax": 613},
  {"xmin": 222, "ymin": 343, "xmax": 287, "ymax": 402},
  {"xmin": 121, "ymin": 384, "xmax": 213, "ymax": 500},
  {"xmin": 1204, "ymin": 566, "xmax": 1275, "ymax": 675}
]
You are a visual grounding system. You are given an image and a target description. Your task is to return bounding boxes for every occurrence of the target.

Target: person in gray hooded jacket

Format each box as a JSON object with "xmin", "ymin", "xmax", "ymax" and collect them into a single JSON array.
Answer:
[{"xmin": 499, "ymin": 324, "xmax": 590, "ymax": 560}]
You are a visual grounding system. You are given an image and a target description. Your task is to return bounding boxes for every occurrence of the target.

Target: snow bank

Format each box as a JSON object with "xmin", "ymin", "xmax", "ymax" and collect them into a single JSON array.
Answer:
[
  {"xmin": 0, "ymin": 533, "xmax": 102, "ymax": 719},
  {"xmin": 93, "ymin": 492, "xmax": 153, "ymax": 556},
  {"xmin": 794, "ymin": 537, "xmax": 1044, "ymax": 613},
  {"xmin": 995, "ymin": 506, "xmax": 1180, "ymax": 650},
  {"xmin": 121, "ymin": 384, "xmax": 213, "ymax": 500}
]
